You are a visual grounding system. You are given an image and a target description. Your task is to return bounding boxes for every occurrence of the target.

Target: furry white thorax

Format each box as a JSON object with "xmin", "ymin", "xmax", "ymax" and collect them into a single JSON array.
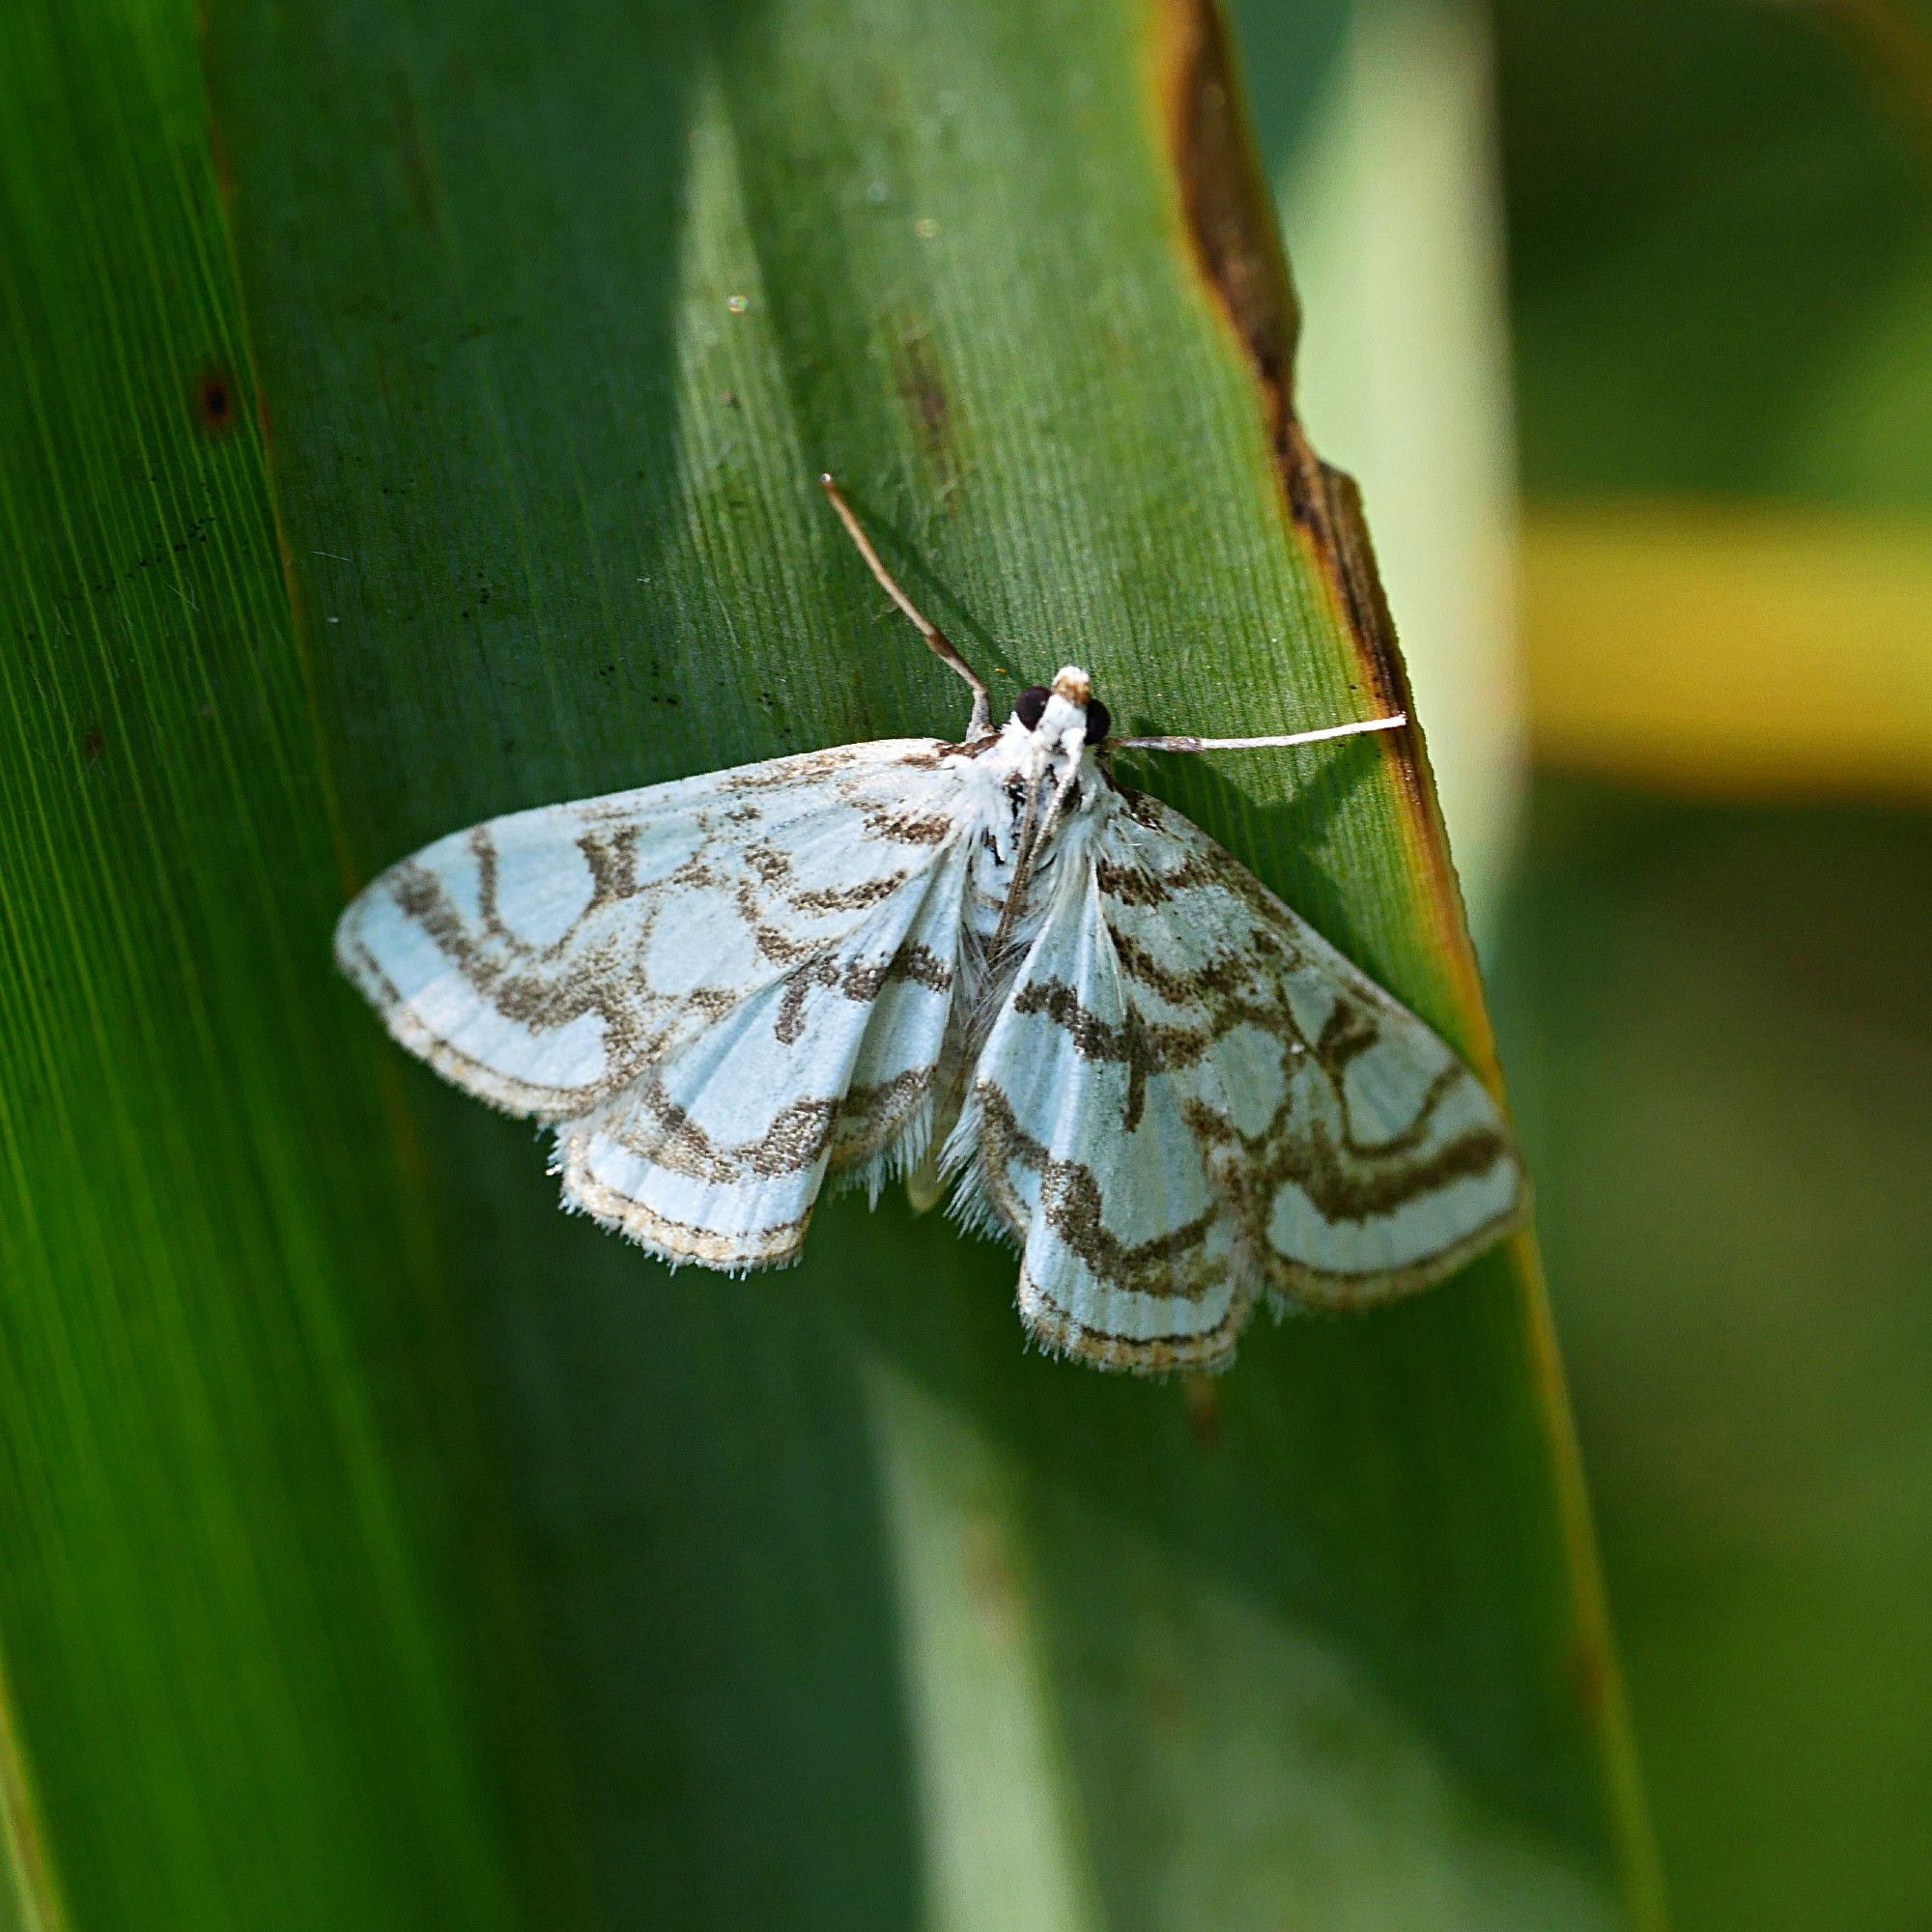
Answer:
[
  {"xmin": 962, "ymin": 665, "xmax": 1101, "ymax": 852},
  {"xmin": 947, "ymin": 667, "xmax": 1103, "ymax": 902}
]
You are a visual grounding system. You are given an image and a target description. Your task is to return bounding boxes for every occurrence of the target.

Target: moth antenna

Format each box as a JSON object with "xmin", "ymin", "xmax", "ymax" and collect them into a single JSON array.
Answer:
[
  {"xmin": 1115, "ymin": 713, "xmax": 1406, "ymax": 753},
  {"xmin": 818, "ymin": 473, "xmax": 992, "ymax": 740}
]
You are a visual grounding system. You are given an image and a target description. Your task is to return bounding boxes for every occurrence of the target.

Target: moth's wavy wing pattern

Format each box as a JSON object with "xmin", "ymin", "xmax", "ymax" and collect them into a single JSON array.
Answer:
[
  {"xmin": 952, "ymin": 790, "xmax": 1525, "ymax": 1373},
  {"xmin": 334, "ymin": 742, "xmax": 973, "ymax": 1252},
  {"xmin": 554, "ymin": 837, "xmax": 972, "ymax": 1267},
  {"xmin": 338, "ymin": 727, "xmax": 1524, "ymax": 1373},
  {"xmin": 949, "ymin": 856, "xmax": 1257, "ymax": 1374}
]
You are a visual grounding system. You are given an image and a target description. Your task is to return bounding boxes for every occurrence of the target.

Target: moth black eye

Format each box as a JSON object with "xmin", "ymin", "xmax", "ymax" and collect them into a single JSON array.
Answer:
[
  {"xmin": 1084, "ymin": 696, "xmax": 1112, "ymax": 744},
  {"xmin": 1012, "ymin": 686, "xmax": 1051, "ymax": 730}
]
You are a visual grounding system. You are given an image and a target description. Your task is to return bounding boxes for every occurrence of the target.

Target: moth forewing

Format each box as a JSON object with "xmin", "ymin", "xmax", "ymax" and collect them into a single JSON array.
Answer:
[{"xmin": 334, "ymin": 739, "xmax": 981, "ymax": 1256}]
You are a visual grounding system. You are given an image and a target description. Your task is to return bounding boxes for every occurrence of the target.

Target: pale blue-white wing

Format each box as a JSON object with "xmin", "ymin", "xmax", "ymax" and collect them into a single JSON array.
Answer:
[
  {"xmin": 1089, "ymin": 789, "xmax": 1524, "ymax": 1312},
  {"xmin": 554, "ymin": 827, "xmax": 972, "ymax": 1269},
  {"xmin": 333, "ymin": 739, "xmax": 971, "ymax": 1123},
  {"xmin": 951, "ymin": 787, "xmax": 1525, "ymax": 1374},
  {"xmin": 946, "ymin": 844, "xmax": 1259, "ymax": 1376}
]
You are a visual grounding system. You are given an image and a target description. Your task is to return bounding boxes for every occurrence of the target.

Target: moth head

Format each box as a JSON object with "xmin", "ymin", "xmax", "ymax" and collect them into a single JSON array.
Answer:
[{"xmin": 1010, "ymin": 664, "xmax": 1112, "ymax": 748}]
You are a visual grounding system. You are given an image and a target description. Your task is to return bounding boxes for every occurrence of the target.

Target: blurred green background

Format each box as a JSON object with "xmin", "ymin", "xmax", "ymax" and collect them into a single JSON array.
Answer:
[{"xmin": 1246, "ymin": 0, "xmax": 1932, "ymax": 1926}]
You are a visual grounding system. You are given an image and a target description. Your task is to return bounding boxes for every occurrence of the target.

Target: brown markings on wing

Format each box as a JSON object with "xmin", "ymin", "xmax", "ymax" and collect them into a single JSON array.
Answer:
[
  {"xmin": 563, "ymin": 1065, "xmax": 939, "ymax": 1272},
  {"xmin": 1093, "ymin": 848, "xmax": 1220, "ymax": 906},
  {"xmin": 715, "ymin": 740, "xmax": 956, "ymax": 801},
  {"xmin": 607, "ymin": 1076, "xmax": 840, "ymax": 1183},
  {"xmin": 390, "ymin": 838, "xmax": 719, "ymax": 1085},
  {"xmin": 974, "ymin": 800, "xmax": 1499, "ymax": 1221},
  {"xmin": 861, "ymin": 939, "xmax": 953, "ymax": 997},
  {"xmin": 743, "ymin": 840, "xmax": 791, "ymax": 884},
  {"xmin": 1008, "ymin": 977, "xmax": 1161, "ymax": 1133},
  {"xmin": 975, "ymin": 1084, "xmax": 1225, "ymax": 1304},
  {"xmin": 1184, "ymin": 1079, "xmax": 1510, "ymax": 1234},
  {"xmin": 1092, "ymin": 799, "xmax": 1519, "ymax": 1233},
  {"xmin": 773, "ymin": 953, "xmax": 846, "ymax": 1049},
  {"xmin": 964, "ymin": 791, "xmax": 1520, "ymax": 1331},
  {"xmin": 793, "ymin": 875, "xmax": 910, "ymax": 915},
  {"xmin": 825, "ymin": 1065, "xmax": 935, "ymax": 1170},
  {"xmin": 392, "ymin": 858, "xmax": 615, "ymax": 1033},
  {"xmin": 1019, "ymin": 1277, "xmax": 1253, "ymax": 1378},
  {"xmin": 554, "ymin": 1153, "xmax": 816, "ymax": 1270},
  {"xmin": 596, "ymin": 1059, "xmax": 938, "ymax": 1189},
  {"xmin": 373, "ymin": 745, "xmax": 967, "ymax": 1116},
  {"xmin": 853, "ymin": 801, "xmax": 958, "ymax": 845},
  {"xmin": 773, "ymin": 935, "xmax": 955, "ymax": 1047},
  {"xmin": 1314, "ymin": 1000, "xmax": 1377, "ymax": 1073},
  {"xmin": 578, "ymin": 822, "xmax": 642, "ymax": 908}
]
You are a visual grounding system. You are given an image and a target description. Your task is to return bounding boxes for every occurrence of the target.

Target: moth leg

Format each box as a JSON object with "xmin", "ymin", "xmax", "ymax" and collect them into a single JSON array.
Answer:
[{"xmin": 818, "ymin": 472, "xmax": 991, "ymax": 741}]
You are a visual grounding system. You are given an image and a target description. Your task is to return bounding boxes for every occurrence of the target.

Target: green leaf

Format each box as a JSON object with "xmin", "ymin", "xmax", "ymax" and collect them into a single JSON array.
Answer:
[
  {"xmin": 1495, "ymin": 0, "xmax": 1932, "ymax": 509},
  {"xmin": 1, "ymin": 0, "xmax": 1658, "ymax": 1926}
]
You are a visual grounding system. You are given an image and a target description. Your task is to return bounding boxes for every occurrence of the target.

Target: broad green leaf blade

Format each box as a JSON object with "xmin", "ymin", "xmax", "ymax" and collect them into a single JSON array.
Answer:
[
  {"xmin": 0, "ymin": 3, "xmax": 536, "ymax": 1927},
  {"xmin": 2, "ymin": 0, "xmax": 1658, "ymax": 1925},
  {"xmin": 208, "ymin": 0, "xmax": 1657, "ymax": 1915}
]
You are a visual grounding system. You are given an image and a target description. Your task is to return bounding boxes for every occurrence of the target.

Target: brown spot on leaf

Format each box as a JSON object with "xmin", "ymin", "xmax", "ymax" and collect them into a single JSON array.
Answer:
[
  {"xmin": 894, "ymin": 325, "xmax": 957, "ymax": 492},
  {"xmin": 191, "ymin": 364, "xmax": 237, "ymax": 437},
  {"xmin": 1161, "ymin": 0, "xmax": 1298, "ymax": 444},
  {"xmin": 80, "ymin": 725, "xmax": 105, "ymax": 763}
]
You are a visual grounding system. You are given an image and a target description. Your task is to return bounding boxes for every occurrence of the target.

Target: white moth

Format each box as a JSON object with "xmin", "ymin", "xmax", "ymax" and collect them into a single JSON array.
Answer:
[{"xmin": 335, "ymin": 476, "xmax": 1525, "ymax": 1375}]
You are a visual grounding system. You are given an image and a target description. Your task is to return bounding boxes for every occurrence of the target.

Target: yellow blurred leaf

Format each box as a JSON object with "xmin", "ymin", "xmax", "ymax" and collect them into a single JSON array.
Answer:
[{"xmin": 1521, "ymin": 501, "xmax": 1932, "ymax": 798}]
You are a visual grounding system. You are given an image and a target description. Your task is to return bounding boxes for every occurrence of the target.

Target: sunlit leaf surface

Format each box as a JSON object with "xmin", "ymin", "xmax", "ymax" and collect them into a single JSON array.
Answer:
[{"xmin": 1, "ymin": 0, "xmax": 1655, "ymax": 1924}]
